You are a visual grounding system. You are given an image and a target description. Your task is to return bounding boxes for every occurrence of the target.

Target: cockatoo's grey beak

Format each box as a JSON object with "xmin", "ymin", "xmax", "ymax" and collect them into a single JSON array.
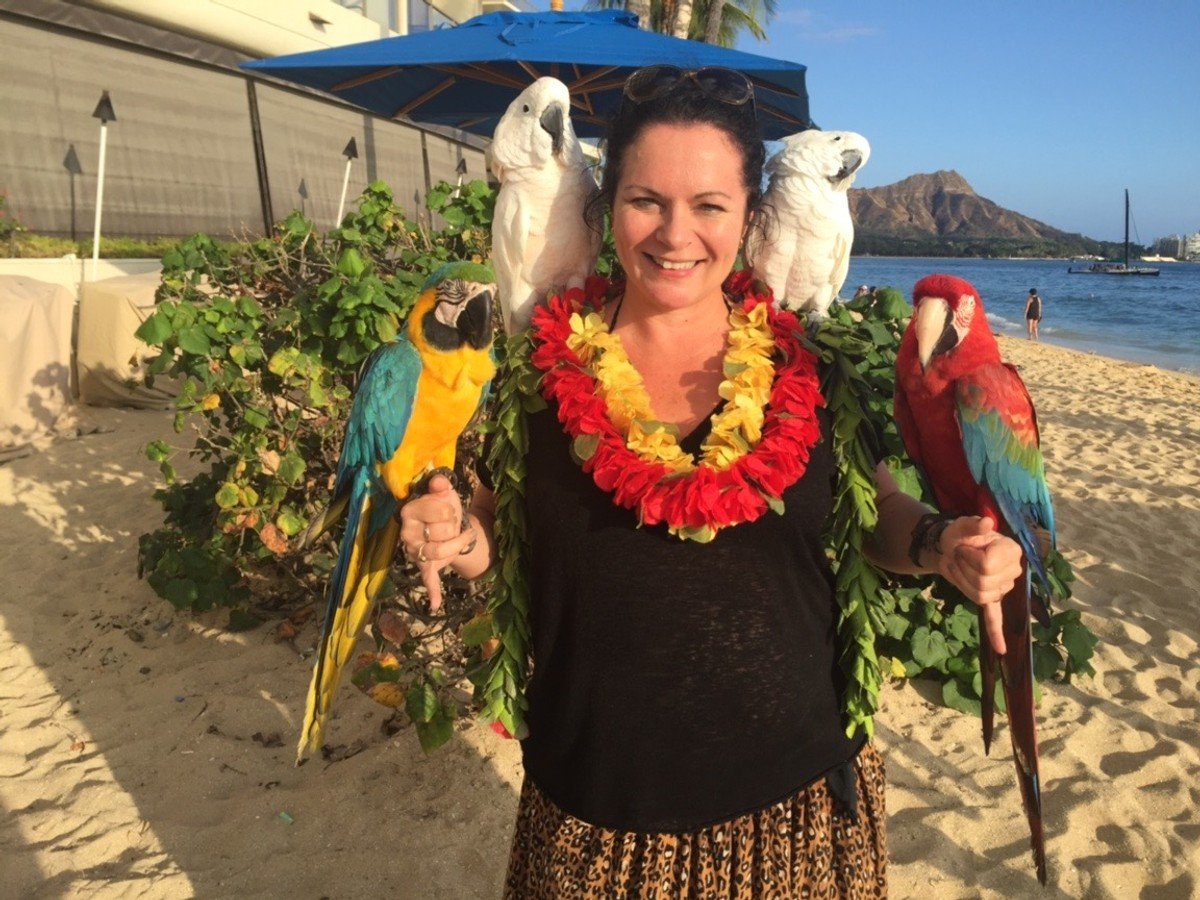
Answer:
[
  {"xmin": 914, "ymin": 296, "xmax": 955, "ymax": 371},
  {"xmin": 539, "ymin": 103, "xmax": 564, "ymax": 156},
  {"xmin": 835, "ymin": 149, "xmax": 864, "ymax": 182}
]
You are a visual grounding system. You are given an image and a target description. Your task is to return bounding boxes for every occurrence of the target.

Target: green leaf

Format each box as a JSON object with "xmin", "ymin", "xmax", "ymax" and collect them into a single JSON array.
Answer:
[
  {"xmin": 243, "ymin": 407, "xmax": 270, "ymax": 430},
  {"xmin": 405, "ymin": 681, "xmax": 438, "ymax": 724},
  {"xmin": 275, "ymin": 509, "xmax": 306, "ymax": 537},
  {"xmin": 942, "ymin": 678, "xmax": 982, "ymax": 716},
  {"xmin": 884, "ymin": 613, "xmax": 911, "ymax": 640},
  {"xmin": 214, "ymin": 482, "xmax": 240, "ymax": 509},
  {"xmin": 415, "ymin": 710, "xmax": 454, "ymax": 753},
  {"xmin": 178, "ymin": 326, "xmax": 211, "ymax": 356},
  {"xmin": 945, "ymin": 606, "xmax": 977, "ymax": 642},
  {"xmin": 426, "ymin": 187, "xmax": 449, "ymax": 210},
  {"xmin": 571, "ymin": 433, "xmax": 600, "ymax": 462},
  {"xmin": 1061, "ymin": 619, "xmax": 1099, "ymax": 664},
  {"xmin": 145, "ymin": 439, "xmax": 171, "ymax": 463},
  {"xmin": 135, "ymin": 311, "xmax": 174, "ymax": 346},
  {"xmin": 267, "ymin": 347, "xmax": 301, "ymax": 377},
  {"xmin": 162, "ymin": 578, "xmax": 198, "ymax": 608},
  {"xmin": 460, "ymin": 613, "xmax": 495, "ymax": 647},
  {"xmin": 1033, "ymin": 642, "xmax": 1062, "ymax": 681},
  {"xmin": 910, "ymin": 626, "xmax": 950, "ymax": 669},
  {"xmin": 337, "ymin": 248, "xmax": 366, "ymax": 279},
  {"xmin": 276, "ymin": 453, "xmax": 306, "ymax": 486}
]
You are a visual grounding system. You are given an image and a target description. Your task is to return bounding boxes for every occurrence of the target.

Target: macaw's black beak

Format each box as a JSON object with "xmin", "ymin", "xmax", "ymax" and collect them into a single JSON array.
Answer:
[
  {"xmin": 458, "ymin": 287, "xmax": 493, "ymax": 350},
  {"xmin": 539, "ymin": 103, "xmax": 564, "ymax": 156},
  {"xmin": 834, "ymin": 149, "xmax": 864, "ymax": 182}
]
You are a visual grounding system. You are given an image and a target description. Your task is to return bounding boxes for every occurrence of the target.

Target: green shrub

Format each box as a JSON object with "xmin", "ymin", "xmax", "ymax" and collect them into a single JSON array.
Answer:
[
  {"xmin": 136, "ymin": 183, "xmax": 1095, "ymax": 753},
  {"xmin": 136, "ymin": 180, "xmax": 496, "ymax": 749}
]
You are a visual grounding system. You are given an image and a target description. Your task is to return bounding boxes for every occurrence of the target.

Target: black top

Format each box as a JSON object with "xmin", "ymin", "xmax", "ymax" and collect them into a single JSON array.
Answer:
[{"xmin": 484, "ymin": 401, "xmax": 862, "ymax": 832}]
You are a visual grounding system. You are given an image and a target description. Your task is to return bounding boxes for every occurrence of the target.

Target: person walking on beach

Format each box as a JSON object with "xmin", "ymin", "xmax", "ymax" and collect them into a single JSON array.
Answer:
[
  {"xmin": 1025, "ymin": 288, "xmax": 1043, "ymax": 340},
  {"xmin": 400, "ymin": 66, "xmax": 1024, "ymax": 898}
]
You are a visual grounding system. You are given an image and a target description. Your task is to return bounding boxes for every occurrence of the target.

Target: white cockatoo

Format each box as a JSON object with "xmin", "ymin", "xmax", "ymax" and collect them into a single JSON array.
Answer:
[
  {"xmin": 749, "ymin": 130, "xmax": 871, "ymax": 317},
  {"xmin": 490, "ymin": 77, "xmax": 600, "ymax": 334}
]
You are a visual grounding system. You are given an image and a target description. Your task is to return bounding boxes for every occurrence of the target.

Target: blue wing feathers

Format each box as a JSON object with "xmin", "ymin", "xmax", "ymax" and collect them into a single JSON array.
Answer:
[
  {"xmin": 332, "ymin": 338, "xmax": 422, "ymax": 529},
  {"xmin": 957, "ymin": 376, "xmax": 1056, "ymax": 596}
]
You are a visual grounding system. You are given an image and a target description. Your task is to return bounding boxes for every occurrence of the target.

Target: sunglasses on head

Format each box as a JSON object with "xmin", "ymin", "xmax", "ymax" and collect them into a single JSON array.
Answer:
[{"xmin": 623, "ymin": 65, "xmax": 756, "ymax": 108}]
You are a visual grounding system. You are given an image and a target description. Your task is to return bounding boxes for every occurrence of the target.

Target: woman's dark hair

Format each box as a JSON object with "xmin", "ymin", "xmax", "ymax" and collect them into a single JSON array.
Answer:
[{"xmin": 584, "ymin": 79, "xmax": 766, "ymax": 234}]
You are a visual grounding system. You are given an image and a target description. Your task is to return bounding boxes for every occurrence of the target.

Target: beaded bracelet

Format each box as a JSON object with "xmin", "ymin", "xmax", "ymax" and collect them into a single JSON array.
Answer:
[{"xmin": 908, "ymin": 512, "xmax": 956, "ymax": 568}]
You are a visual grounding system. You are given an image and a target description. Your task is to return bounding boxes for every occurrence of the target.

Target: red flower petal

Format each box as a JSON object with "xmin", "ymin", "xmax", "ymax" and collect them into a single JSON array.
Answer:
[{"xmin": 529, "ymin": 279, "xmax": 823, "ymax": 539}]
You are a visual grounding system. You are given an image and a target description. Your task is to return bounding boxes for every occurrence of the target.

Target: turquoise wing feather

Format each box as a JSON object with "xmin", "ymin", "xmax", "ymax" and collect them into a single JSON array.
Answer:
[
  {"xmin": 299, "ymin": 338, "xmax": 422, "ymax": 761},
  {"xmin": 956, "ymin": 363, "xmax": 1056, "ymax": 593},
  {"xmin": 332, "ymin": 338, "xmax": 423, "ymax": 533}
]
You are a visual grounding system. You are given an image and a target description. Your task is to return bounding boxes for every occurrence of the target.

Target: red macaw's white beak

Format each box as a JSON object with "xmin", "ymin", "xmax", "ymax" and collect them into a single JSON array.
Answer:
[{"xmin": 914, "ymin": 295, "xmax": 952, "ymax": 371}]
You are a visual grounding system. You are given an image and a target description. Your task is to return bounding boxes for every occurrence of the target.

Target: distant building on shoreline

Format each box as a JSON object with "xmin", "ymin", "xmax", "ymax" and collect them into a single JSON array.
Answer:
[
  {"xmin": 1, "ymin": 0, "xmax": 529, "ymax": 240},
  {"xmin": 1153, "ymin": 233, "xmax": 1200, "ymax": 262}
]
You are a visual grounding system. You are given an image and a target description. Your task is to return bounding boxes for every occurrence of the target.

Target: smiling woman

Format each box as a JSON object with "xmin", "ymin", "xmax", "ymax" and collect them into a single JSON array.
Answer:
[{"xmin": 397, "ymin": 65, "xmax": 1028, "ymax": 899}]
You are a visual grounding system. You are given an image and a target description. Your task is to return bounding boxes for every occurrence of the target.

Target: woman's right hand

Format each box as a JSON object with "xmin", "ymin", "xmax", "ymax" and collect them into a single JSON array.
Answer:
[{"xmin": 398, "ymin": 473, "xmax": 478, "ymax": 612}]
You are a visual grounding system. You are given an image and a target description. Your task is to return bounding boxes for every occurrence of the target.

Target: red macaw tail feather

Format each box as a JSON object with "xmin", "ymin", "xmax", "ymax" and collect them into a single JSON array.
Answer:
[
  {"xmin": 999, "ymin": 571, "xmax": 1047, "ymax": 885},
  {"xmin": 979, "ymin": 620, "xmax": 997, "ymax": 755}
]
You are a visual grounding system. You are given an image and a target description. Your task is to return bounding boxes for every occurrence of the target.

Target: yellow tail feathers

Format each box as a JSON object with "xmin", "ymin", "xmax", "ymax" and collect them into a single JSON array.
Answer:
[{"xmin": 296, "ymin": 511, "xmax": 400, "ymax": 764}]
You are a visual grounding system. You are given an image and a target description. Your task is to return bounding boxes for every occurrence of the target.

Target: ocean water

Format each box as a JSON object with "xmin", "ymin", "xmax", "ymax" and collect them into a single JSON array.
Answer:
[{"xmin": 846, "ymin": 257, "xmax": 1200, "ymax": 374}]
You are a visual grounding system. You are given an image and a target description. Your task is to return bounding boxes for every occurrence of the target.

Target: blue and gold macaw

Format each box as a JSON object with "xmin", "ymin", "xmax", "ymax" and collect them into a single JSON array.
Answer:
[
  {"xmin": 894, "ymin": 274, "xmax": 1057, "ymax": 885},
  {"xmin": 296, "ymin": 261, "xmax": 496, "ymax": 763}
]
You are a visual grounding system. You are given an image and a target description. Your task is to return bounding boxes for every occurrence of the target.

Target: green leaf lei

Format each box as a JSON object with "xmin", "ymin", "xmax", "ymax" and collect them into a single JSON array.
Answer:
[{"xmin": 479, "ymin": 312, "xmax": 900, "ymax": 741}]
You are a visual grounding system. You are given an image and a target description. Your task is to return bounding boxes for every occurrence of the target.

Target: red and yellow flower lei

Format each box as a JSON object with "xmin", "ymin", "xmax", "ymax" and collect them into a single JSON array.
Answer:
[{"xmin": 529, "ymin": 271, "xmax": 824, "ymax": 542}]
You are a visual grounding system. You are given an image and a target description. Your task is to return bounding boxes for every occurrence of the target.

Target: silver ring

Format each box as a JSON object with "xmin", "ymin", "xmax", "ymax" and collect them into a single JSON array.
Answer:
[
  {"xmin": 422, "ymin": 524, "xmax": 430, "ymax": 541},
  {"xmin": 416, "ymin": 542, "xmax": 428, "ymax": 564}
]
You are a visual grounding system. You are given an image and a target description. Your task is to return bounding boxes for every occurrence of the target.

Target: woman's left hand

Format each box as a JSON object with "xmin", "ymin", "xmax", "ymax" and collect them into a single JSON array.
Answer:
[{"xmin": 936, "ymin": 516, "xmax": 1023, "ymax": 655}]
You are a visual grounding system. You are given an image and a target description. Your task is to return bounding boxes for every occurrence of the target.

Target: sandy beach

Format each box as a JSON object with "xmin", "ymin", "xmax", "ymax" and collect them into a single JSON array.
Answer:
[{"xmin": 2, "ymin": 336, "xmax": 1197, "ymax": 899}]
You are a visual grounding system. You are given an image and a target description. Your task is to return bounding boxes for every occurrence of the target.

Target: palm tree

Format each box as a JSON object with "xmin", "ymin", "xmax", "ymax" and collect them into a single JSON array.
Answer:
[
  {"xmin": 671, "ymin": 0, "xmax": 695, "ymax": 39},
  {"xmin": 588, "ymin": 0, "xmax": 777, "ymax": 46},
  {"xmin": 692, "ymin": 0, "xmax": 777, "ymax": 46},
  {"xmin": 703, "ymin": 0, "xmax": 725, "ymax": 44}
]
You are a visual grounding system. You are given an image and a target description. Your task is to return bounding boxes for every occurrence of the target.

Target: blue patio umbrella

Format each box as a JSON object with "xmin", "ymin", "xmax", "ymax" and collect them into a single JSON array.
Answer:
[{"xmin": 243, "ymin": 10, "xmax": 812, "ymax": 141}]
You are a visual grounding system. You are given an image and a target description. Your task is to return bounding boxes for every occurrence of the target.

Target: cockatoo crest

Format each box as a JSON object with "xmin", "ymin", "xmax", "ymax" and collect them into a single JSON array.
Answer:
[
  {"xmin": 767, "ymin": 129, "xmax": 871, "ymax": 189},
  {"xmin": 750, "ymin": 130, "xmax": 870, "ymax": 316}
]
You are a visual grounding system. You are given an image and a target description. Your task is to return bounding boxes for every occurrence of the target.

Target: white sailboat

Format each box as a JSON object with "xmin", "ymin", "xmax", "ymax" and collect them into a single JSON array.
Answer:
[{"xmin": 1069, "ymin": 190, "xmax": 1160, "ymax": 276}]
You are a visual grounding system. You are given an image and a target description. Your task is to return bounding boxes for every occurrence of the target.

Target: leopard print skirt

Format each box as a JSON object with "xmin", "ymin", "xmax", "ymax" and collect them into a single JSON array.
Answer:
[{"xmin": 503, "ymin": 744, "xmax": 888, "ymax": 899}]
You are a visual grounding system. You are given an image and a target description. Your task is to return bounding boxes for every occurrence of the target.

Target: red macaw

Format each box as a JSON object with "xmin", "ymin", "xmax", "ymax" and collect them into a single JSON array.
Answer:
[{"xmin": 894, "ymin": 273, "xmax": 1056, "ymax": 885}]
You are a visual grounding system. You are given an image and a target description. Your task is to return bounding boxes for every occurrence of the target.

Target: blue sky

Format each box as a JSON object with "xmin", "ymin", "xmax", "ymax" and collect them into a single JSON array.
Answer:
[{"xmin": 566, "ymin": 2, "xmax": 1200, "ymax": 243}]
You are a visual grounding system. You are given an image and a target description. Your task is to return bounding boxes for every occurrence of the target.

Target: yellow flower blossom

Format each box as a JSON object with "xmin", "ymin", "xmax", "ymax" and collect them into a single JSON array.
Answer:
[
  {"xmin": 571, "ymin": 300, "xmax": 777, "ymax": 475},
  {"xmin": 628, "ymin": 420, "xmax": 695, "ymax": 472},
  {"xmin": 566, "ymin": 311, "xmax": 608, "ymax": 364}
]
